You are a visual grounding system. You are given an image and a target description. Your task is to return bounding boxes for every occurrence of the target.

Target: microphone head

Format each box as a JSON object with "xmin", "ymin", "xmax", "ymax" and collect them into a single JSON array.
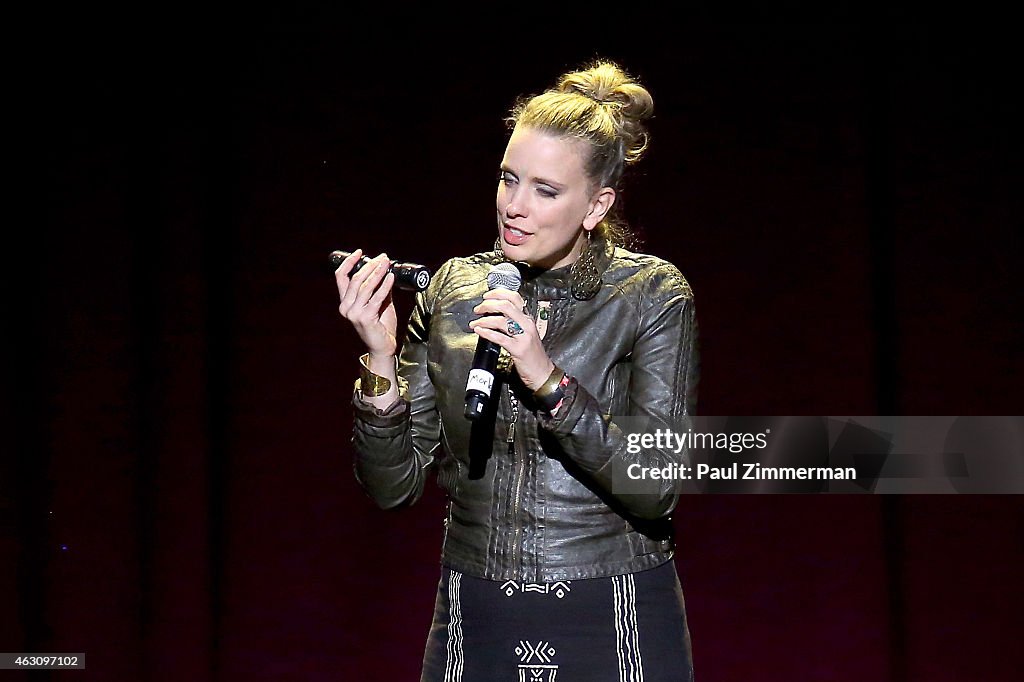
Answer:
[{"xmin": 487, "ymin": 262, "xmax": 522, "ymax": 292}]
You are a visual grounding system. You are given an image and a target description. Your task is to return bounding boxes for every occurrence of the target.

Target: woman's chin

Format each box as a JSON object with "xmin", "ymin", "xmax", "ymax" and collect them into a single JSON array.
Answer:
[{"xmin": 500, "ymin": 243, "xmax": 526, "ymax": 262}]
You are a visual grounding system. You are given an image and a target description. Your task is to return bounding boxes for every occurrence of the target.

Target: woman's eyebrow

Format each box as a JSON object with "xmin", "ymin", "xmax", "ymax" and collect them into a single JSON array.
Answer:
[
  {"xmin": 500, "ymin": 165, "xmax": 565, "ymax": 190},
  {"xmin": 533, "ymin": 176, "xmax": 565, "ymax": 190}
]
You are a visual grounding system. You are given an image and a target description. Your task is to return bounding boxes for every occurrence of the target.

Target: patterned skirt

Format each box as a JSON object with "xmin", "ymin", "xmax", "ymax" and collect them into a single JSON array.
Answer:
[{"xmin": 420, "ymin": 560, "xmax": 694, "ymax": 681}]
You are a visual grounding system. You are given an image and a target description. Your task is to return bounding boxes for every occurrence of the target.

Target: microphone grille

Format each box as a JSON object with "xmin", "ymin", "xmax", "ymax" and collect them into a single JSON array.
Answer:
[{"xmin": 487, "ymin": 262, "xmax": 522, "ymax": 291}]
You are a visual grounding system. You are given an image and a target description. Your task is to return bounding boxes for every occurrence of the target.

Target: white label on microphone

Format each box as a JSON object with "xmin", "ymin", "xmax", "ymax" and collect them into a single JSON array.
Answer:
[{"xmin": 466, "ymin": 369, "xmax": 494, "ymax": 396}]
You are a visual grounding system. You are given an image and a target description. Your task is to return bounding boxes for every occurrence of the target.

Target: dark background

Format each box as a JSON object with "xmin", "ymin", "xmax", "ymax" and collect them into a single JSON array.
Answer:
[{"xmin": 5, "ymin": 19, "xmax": 1022, "ymax": 681}]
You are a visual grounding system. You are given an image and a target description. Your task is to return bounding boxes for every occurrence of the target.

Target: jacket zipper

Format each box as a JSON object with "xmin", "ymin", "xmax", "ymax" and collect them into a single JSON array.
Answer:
[
  {"xmin": 508, "ymin": 379, "xmax": 523, "ymax": 572},
  {"xmin": 509, "ymin": 288, "xmax": 539, "ymax": 576}
]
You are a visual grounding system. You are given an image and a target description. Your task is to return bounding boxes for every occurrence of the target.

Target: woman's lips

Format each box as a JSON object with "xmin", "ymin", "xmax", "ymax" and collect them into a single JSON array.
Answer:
[{"xmin": 502, "ymin": 224, "xmax": 532, "ymax": 246}]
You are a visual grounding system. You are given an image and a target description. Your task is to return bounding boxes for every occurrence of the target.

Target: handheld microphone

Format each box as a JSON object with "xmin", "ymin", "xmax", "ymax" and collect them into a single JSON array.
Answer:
[
  {"xmin": 465, "ymin": 263, "xmax": 522, "ymax": 421},
  {"xmin": 330, "ymin": 250, "xmax": 432, "ymax": 292}
]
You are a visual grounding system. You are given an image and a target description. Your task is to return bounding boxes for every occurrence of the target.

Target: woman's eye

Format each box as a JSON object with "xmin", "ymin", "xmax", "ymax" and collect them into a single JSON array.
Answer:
[
  {"xmin": 498, "ymin": 171, "xmax": 516, "ymax": 185},
  {"xmin": 538, "ymin": 187, "xmax": 558, "ymax": 198}
]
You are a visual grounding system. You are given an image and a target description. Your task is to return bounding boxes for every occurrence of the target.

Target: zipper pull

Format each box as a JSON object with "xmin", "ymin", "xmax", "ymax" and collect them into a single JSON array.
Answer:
[{"xmin": 507, "ymin": 385, "xmax": 518, "ymax": 455}]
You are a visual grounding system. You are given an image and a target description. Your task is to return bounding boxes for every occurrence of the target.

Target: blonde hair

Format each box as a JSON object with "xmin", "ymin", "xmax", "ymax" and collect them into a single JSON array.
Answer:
[{"xmin": 508, "ymin": 60, "xmax": 654, "ymax": 247}]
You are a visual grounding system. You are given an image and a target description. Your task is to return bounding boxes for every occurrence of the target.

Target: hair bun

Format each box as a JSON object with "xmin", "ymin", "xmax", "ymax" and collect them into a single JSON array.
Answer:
[{"xmin": 556, "ymin": 61, "xmax": 653, "ymax": 163}]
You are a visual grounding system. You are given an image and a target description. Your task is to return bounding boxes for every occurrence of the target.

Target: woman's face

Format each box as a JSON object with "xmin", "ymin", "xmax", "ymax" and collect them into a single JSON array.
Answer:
[{"xmin": 496, "ymin": 125, "xmax": 614, "ymax": 269}]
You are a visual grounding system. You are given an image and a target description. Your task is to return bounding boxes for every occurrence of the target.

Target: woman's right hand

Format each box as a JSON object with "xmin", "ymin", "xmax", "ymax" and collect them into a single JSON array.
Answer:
[{"xmin": 335, "ymin": 249, "xmax": 399, "ymax": 358}]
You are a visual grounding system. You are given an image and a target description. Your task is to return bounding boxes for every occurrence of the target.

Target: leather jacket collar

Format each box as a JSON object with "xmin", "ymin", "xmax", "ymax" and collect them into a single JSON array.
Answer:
[{"xmin": 493, "ymin": 233, "xmax": 615, "ymax": 301}]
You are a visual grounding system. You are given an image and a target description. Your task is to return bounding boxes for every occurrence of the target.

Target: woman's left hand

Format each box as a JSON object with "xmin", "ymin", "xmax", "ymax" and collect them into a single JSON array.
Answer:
[{"xmin": 469, "ymin": 289, "xmax": 554, "ymax": 391}]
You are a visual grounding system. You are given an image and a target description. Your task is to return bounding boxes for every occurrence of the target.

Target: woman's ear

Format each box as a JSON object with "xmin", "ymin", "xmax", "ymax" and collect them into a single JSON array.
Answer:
[{"xmin": 583, "ymin": 187, "xmax": 616, "ymax": 231}]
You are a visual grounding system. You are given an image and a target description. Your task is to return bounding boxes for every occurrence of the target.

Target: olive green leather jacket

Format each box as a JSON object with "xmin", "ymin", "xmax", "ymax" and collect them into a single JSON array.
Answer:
[{"xmin": 352, "ymin": 238, "xmax": 699, "ymax": 582}]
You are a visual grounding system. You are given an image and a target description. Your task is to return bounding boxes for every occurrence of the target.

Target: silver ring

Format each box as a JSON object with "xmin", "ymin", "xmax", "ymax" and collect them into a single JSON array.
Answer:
[{"xmin": 506, "ymin": 319, "xmax": 525, "ymax": 336}]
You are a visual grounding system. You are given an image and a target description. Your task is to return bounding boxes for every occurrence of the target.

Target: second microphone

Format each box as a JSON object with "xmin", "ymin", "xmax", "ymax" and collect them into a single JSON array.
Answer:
[{"xmin": 330, "ymin": 250, "xmax": 432, "ymax": 292}]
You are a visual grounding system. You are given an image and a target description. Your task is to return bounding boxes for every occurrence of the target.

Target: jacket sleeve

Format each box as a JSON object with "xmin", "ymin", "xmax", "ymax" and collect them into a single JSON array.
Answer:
[
  {"xmin": 349, "ymin": 261, "xmax": 451, "ymax": 509},
  {"xmin": 537, "ymin": 263, "xmax": 699, "ymax": 520}
]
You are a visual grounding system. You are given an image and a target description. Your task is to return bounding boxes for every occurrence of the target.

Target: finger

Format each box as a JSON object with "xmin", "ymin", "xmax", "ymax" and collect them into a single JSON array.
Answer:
[
  {"xmin": 334, "ymin": 248, "xmax": 363, "ymax": 297},
  {"xmin": 342, "ymin": 253, "xmax": 389, "ymax": 311},
  {"xmin": 483, "ymin": 289, "xmax": 525, "ymax": 308},
  {"xmin": 473, "ymin": 298, "xmax": 519, "ymax": 316},
  {"xmin": 349, "ymin": 263, "xmax": 389, "ymax": 315},
  {"xmin": 473, "ymin": 300, "xmax": 503, "ymax": 316},
  {"xmin": 366, "ymin": 271, "xmax": 395, "ymax": 314},
  {"xmin": 472, "ymin": 324, "xmax": 511, "ymax": 351},
  {"xmin": 470, "ymin": 315, "xmax": 528, "ymax": 338},
  {"xmin": 473, "ymin": 298, "xmax": 532, "ymax": 328},
  {"xmin": 334, "ymin": 248, "xmax": 363, "ymax": 277},
  {"xmin": 342, "ymin": 250, "xmax": 378, "ymax": 295},
  {"xmin": 357, "ymin": 253, "xmax": 391, "ymax": 297},
  {"xmin": 481, "ymin": 290, "xmax": 529, "ymax": 319}
]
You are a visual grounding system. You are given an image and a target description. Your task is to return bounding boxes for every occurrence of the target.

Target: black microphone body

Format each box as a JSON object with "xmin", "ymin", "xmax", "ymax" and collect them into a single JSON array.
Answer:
[
  {"xmin": 464, "ymin": 335, "xmax": 501, "ymax": 420},
  {"xmin": 464, "ymin": 263, "xmax": 522, "ymax": 421},
  {"xmin": 330, "ymin": 250, "xmax": 431, "ymax": 292}
]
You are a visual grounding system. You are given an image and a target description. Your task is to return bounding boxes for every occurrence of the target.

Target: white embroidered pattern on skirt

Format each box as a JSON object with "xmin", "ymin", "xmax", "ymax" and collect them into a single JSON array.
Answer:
[
  {"xmin": 612, "ymin": 573, "xmax": 645, "ymax": 682},
  {"xmin": 499, "ymin": 580, "xmax": 573, "ymax": 599},
  {"xmin": 516, "ymin": 640, "xmax": 558, "ymax": 681},
  {"xmin": 444, "ymin": 571, "xmax": 464, "ymax": 682}
]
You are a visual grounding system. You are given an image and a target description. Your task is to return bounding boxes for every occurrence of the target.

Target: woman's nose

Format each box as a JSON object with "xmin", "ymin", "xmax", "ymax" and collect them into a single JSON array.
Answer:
[{"xmin": 505, "ymin": 191, "xmax": 525, "ymax": 218}]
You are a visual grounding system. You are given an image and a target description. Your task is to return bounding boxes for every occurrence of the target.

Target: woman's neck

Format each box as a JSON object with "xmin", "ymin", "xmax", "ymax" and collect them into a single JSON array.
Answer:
[{"xmin": 531, "ymin": 230, "xmax": 589, "ymax": 270}]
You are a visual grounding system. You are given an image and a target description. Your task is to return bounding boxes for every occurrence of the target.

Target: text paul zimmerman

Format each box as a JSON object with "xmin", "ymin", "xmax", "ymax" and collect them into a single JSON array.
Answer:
[
  {"xmin": 626, "ymin": 462, "xmax": 858, "ymax": 481},
  {"xmin": 622, "ymin": 428, "xmax": 857, "ymax": 481}
]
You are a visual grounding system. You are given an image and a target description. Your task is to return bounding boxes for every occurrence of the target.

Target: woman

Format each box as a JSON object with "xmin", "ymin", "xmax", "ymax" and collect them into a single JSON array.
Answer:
[{"xmin": 336, "ymin": 61, "xmax": 698, "ymax": 681}]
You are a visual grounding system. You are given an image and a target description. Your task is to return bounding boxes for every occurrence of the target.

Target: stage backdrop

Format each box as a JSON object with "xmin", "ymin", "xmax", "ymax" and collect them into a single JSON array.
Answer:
[{"xmin": 6, "ymin": 22, "xmax": 1022, "ymax": 681}]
